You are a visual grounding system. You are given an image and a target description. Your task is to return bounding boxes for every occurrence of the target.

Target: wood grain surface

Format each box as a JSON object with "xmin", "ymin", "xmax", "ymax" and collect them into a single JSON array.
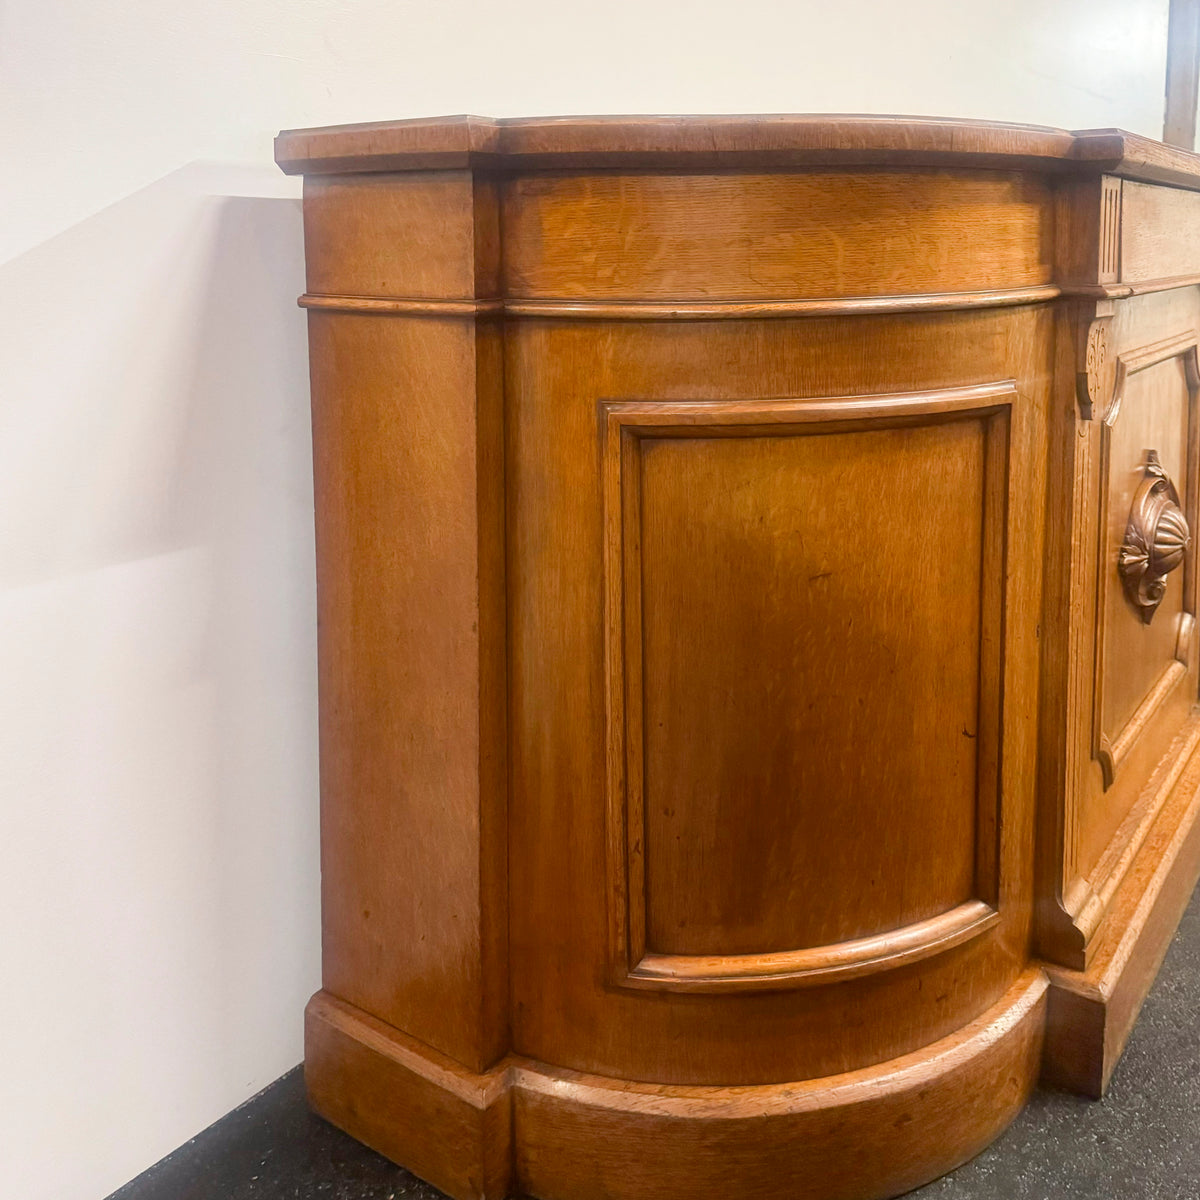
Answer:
[
  {"xmin": 501, "ymin": 170, "xmax": 1052, "ymax": 299},
  {"xmin": 282, "ymin": 114, "xmax": 1200, "ymax": 1200}
]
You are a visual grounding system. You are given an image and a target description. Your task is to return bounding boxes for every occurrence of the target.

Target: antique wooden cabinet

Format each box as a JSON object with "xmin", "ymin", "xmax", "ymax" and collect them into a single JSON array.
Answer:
[{"xmin": 275, "ymin": 115, "xmax": 1200, "ymax": 1200}]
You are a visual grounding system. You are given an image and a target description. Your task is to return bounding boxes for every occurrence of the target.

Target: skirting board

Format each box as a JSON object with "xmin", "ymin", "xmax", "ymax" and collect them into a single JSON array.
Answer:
[
  {"xmin": 305, "ymin": 970, "xmax": 1047, "ymax": 1200},
  {"xmin": 1043, "ymin": 735, "xmax": 1200, "ymax": 1097}
]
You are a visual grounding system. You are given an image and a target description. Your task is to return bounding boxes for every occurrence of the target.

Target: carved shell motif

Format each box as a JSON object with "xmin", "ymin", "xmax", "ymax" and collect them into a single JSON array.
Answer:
[{"xmin": 1118, "ymin": 451, "xmax": 1191, "ymax": 624}]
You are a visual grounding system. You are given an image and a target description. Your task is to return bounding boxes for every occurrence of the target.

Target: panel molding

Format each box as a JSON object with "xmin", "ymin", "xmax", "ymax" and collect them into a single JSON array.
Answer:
[
  {"xmin": 298, "ymin": 285, "xmax": 1060, "ymax": 319},
  {"xmin": 602, "ymin": 381, "xmax": 1015, "ymax": 994},
  {"xmin": 624, "ymin": 901, "xmax": 1000, "ymax": 994}
]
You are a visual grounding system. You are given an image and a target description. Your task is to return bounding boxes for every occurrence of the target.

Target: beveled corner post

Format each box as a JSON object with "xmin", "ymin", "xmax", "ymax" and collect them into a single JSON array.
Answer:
[{"xmin": 300, "ymin": 168, "xmax": 509, "ymax": 1076}]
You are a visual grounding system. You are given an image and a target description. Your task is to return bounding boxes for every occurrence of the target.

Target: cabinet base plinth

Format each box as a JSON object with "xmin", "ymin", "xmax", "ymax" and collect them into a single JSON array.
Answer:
[
  {"xmin": 1043, "ymin": 745, "xmax": 1200, "ymax": 1098},
  {"xmin": 305, "ymin": 971, "xmax": 1047, "ymax": 1200}
]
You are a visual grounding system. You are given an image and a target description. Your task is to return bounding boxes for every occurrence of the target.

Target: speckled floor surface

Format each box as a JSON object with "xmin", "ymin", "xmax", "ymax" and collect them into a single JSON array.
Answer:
[{"xmin": 108, "ymin": 889, "xmax": 1200, "ymax": 1200}]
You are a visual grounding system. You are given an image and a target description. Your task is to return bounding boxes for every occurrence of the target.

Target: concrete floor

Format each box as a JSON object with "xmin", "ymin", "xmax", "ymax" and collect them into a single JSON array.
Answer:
[{"xmin": 108, "ymin": 889, "xmax": 1200, "ymax": 1200}]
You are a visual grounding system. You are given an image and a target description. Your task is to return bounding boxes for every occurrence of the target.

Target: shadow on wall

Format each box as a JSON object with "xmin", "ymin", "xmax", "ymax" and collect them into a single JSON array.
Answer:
[{"xmin": 0, "ymin": 165, "xmax": 321, "ymax": 1200}]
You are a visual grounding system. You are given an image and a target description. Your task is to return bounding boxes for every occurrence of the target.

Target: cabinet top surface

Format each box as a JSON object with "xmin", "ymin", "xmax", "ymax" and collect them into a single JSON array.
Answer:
[{"xmin": 275, "ymin": 113, "xmax": 1200, "ymax": 188}]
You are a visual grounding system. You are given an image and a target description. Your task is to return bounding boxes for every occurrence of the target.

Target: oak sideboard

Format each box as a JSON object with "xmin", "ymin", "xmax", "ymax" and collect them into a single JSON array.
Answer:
[{"xmin": 275, "ymin": 114, "xmax": 1200, "ymax": 1200}]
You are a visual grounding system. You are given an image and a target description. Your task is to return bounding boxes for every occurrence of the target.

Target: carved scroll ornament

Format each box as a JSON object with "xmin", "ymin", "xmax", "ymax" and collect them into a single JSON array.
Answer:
[
  {"xmin": 1119, "ymin": 451, "xmax": 1191, "ymax": 624},
  {"xmin": 1080, "ymin": 317, "xmax": 1113, "ymax": 420}
]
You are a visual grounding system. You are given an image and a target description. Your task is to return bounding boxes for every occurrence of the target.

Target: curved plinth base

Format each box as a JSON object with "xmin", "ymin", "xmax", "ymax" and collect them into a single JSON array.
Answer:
[{"xmin": 305, "ymin": 969, "xmax": 1047, "ymax": 1200}]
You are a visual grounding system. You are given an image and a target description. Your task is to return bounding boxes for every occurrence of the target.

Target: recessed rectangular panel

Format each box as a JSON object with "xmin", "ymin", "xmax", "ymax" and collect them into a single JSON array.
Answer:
[
  {"xmin": 1101, "ymin": 357, "xmax": 1192, "ymax": 741},
  {"xmin": 1081, "ymin": 336, "xmax": 1200, "ymax": 887},
  {"xmin": 635, "ymin": 421, "xmax": 986, "ymax": 957},
  {"xmin": 1119, "ymin": 181, "xmax": 1200, "ymax": 285}
]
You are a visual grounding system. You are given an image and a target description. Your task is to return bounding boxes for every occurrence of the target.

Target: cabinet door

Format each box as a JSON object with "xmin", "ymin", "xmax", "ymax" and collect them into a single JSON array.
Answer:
[
  {"xmin": 1092, "ymin": 335, "xmax": 1199, "ymax": 808},
  {"xmin": 602, "ymin": 388, "xmax": 1008, "ymax": 990},
  {"xmin": 1052, "ymin": 296, "xmax": 1200, "ymax": 964}
]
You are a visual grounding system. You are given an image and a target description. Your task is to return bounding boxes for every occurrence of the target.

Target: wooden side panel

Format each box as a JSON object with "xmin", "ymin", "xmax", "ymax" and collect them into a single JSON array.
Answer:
[
  {"xmin": 1040, "ymin": 283, "xmax": 1200, "ymax": 971},
  {"xmin": 308, "ymin": 307, "xmax": 507, "ymax": 1073},
  {"xmin": 1079, "ymin": 312, "xmax": 1200, "ymax": 890},
  {"xmin": 302, "ymin": 165, "xmax": 507, "ymax": 1073},
  {"xmin": 502, "ymin": 171, "xmax": 1053, "ymax": 301}
]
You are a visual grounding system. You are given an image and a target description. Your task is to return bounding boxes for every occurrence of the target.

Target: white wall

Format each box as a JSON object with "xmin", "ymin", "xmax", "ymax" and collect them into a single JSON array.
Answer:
[{"xmin": 0, "ymin": 1, "xmax": 1174, "ymax": 1197}]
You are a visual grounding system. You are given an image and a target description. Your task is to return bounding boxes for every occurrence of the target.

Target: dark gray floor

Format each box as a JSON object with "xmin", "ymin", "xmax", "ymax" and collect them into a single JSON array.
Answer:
[{"xmin": 108, "ymin": 889, "xmax": 1200, "ymax": 1200}]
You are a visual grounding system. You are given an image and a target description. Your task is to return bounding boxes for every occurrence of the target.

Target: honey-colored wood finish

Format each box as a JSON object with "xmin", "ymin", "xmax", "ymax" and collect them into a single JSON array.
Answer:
[{"xmin": 277, "ymin": 114, "xmax": 1200, "ymax": 1200}]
